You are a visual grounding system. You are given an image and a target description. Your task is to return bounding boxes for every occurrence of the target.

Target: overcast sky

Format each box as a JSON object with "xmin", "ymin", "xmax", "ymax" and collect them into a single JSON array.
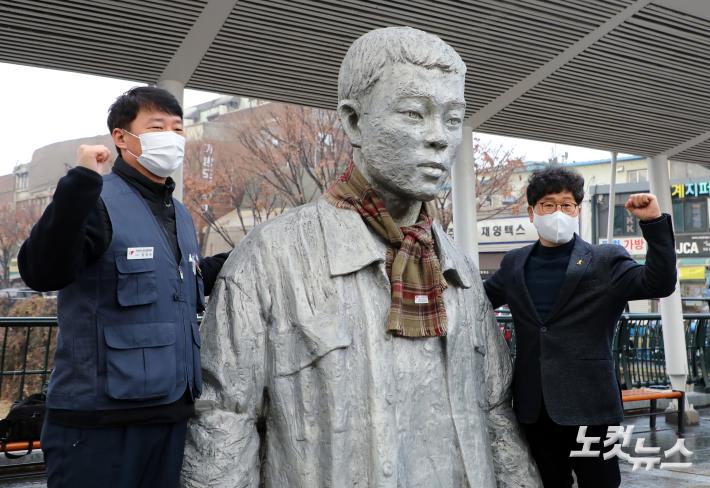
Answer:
[{"xmin": 0, "ymin": 62, "xmax": 623, "ymax": 176}]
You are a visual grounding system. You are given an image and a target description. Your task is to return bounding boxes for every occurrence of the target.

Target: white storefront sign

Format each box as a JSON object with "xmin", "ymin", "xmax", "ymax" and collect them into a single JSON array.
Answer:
[
  {"xmin": 478, "ymin": 217, "xmax": 538, "ymax": 252},
  {"xmin": 598, "ymin": 237, "xmax": 648, "ymax": 256}
]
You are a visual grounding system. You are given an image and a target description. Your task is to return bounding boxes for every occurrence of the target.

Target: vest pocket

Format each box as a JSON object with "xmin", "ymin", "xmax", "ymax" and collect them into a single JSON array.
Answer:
[
  {"xmin": 104, "ymin": 322, "xmax": 177, "ymax": 400},
  {"xmin": 115, "ymin": 254, "xmax": 158, "ymax": 307}
]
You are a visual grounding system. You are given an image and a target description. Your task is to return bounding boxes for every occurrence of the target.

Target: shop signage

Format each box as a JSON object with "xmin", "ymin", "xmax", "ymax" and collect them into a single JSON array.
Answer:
[
  {"xmin": 598, "ymin": 237, "xmax": 647, "ymax": 256},
  {"xmin": 675, "ymin": 234, "xmax": 710, "ymax": 257},
  {"xmin": 600, "ymin": 234, "xmax": 710, "ymax": 257},
  {"xmin": 679, "ymin": 266, "xmax": 705, "ymax": 281},
  {"xmin": 672, "ymin": 182, "xmax": 710, "ymax": 199},
  {"xmin": 478, "ymin": 217, "xmax": 537, "ymax": 244}
]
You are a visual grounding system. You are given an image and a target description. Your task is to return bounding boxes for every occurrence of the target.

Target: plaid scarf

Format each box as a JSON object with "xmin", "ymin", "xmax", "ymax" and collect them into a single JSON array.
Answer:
[{"xmin": 324, "ymin": 163, "xmax": 448, "ymax": 337}]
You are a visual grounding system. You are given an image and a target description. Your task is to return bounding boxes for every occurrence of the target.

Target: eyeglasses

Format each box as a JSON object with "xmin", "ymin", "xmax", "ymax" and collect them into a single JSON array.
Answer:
[{"xmin": 537, "ymin": 202, "xmax": 579, "ymax": 215}]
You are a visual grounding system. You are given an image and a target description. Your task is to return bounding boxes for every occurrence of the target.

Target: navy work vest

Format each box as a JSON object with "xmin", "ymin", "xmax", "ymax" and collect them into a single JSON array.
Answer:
[{"xmin": 49, "ymin": 173, "xmax": 203, "ymax": 410}]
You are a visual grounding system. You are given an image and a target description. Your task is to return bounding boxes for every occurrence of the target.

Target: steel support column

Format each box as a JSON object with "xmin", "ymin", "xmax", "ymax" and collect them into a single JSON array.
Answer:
[
  {"xmin": 157, "ymin": 0, "xmax": 239, "ymax": 201},
  {"xmin": 607, "ymin": 152, "xmax": 618, "ymax": 244},
  {"xmin": 452, "ymin": 125, "xmax": 478, "ymax": 266},
  {"xmin": 648, "ymin": 154, "xmax": 688, "ymax": 392},
  {"xmin": 157, "ymin": 79, "xmax": 186, "ymax": 200}
]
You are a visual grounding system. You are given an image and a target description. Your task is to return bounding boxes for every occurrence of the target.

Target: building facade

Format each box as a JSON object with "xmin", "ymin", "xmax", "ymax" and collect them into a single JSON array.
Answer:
[
  {"xmin": 0, "ymin": 174, "xmax": 14, "ymax": 207},
  {"xmin": 13, "ymin": 134, "xmax": 115, "ymax": 210}
]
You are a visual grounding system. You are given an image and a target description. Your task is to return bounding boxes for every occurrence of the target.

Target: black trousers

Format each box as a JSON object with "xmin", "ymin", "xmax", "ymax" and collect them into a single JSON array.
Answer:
[
  {"xmin": 41, "ymin": 418, "xmax": 188, "ymax": 488},
  {"xmin": 521, "ymin": 406, "xmax": 621, "ymax": 488}
]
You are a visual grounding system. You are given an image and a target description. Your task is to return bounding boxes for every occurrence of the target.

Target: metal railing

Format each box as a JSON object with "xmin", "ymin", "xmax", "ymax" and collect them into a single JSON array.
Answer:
[
  {"xmin": 615, "ymin": 313, "xmax": 710, "ymax": 390},
  {"xmin": 0, "ymin": 318, "xmax": 57, "ymax": 405},
  {"xmin": 0, "ymin": 313, "xmax": 709, "ymax": 406},
  {"xmin": 498, "ymin": 312, "xmax": 710, "ymax": 390}
]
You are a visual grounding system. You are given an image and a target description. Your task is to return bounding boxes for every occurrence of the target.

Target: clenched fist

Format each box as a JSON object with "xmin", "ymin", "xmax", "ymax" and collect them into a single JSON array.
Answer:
[
  {"xmin": 76, "ymin": 144, "xmax": 111, "ymax": 174},
  {"xmin": 625, "ymin": 193, "xmax": 662, "ymax": 222}
]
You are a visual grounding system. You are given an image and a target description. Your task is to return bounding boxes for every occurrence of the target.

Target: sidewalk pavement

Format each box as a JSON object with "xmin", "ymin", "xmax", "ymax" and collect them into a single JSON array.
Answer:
[{"xmin": 603, "ymin": 403, "xmax": 710, "ymax": 488}]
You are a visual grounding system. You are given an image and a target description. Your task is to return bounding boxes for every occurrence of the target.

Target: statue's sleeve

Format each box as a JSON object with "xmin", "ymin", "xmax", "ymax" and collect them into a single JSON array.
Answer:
[
  {"xmin": 181, "ymin": 245, "xmax": 268, "ymax": 488},
  {"xmin": 480, "ymin": 286, "xmax": 543, "ymax": 488}
]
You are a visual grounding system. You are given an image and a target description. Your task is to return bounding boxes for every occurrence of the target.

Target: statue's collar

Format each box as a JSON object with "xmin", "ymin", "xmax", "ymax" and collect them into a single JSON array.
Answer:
[{"xmin": 316, "ymin": 198, "xmax": 472, "ymax": 289}]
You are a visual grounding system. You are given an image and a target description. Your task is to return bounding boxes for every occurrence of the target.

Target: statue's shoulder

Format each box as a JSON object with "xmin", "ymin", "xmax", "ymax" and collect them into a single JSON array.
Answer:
[
  {"xmin": 245, "ymin": 202, "xmax": 321, "ymax": 244},
  {"xmin": 221, "ymin": 202, "xmax": 321, "ymax": 276}
]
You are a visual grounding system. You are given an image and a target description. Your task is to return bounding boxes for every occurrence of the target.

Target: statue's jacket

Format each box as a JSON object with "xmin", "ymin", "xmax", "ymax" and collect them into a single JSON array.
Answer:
[{"xmin": 182, "ymin": 198, "xmax": 542, "ymax": 488}]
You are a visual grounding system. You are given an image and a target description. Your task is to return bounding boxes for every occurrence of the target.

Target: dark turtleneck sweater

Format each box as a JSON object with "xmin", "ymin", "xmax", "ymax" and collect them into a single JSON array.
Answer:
[
  {"xmin": 18, "ymin": 157, "xmax": 229, "ymax": 427},
  {"xmin": 524, "ymin": 236, "xmax": 576, "ymax": 322}
]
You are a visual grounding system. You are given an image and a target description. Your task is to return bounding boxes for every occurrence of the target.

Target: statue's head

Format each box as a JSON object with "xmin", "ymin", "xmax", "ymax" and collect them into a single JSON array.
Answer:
[{"xmin": 338, "ymin": 27, "xmax": 466, "ymax": 202}]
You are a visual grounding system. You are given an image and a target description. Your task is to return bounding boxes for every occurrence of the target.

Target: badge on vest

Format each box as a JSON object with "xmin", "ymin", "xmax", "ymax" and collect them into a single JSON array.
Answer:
[
  {"xmin": 127, "ymin": 247, "xmax": 154, "ymax": 260},
  {"xmin": 188, "ymin": 253, "xmax": 200, "ymax": 276}
]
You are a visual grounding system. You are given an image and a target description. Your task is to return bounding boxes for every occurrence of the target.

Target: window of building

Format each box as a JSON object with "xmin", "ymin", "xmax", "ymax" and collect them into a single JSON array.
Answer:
[
  {"xmin": 597, "ymin": 191, "xmax": 710, "ymax": 243},
  {"xmin": 627, "ymin": 169, "xmax": 648, "ymax": 184},
  {"xmin": 15, "ymin": 172, "xmax": 28, "ymax": 191},
  {"xmin": 673, "ymin": 197, "xmax": 708, "ymax": 233},
  {"xmin": 614, "ymin": 206, "xmax": 639, "ymax": 235},
  {"xmin": 596, "ymin": 193, "xmax": 642, "ymax": 239}
]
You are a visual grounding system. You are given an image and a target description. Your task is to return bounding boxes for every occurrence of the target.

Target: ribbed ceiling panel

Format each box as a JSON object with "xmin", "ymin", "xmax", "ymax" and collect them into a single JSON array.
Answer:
[
  {"xmin": 189, "ymin": 0, "xmax": 633, "ymax": 112},
  {"xmin": 0, "ymin": 0, "xmax": 206, "ymax": 82},
  {"xmin": 675, "ymin": 139, "xmax": 710, "ymax": 166},
  {"xmin": 477, "ymin": 3, "xmax": 710, "ymax": 164},
  {"xmin": 1, "ymin": 0, "xmax": 709, "ymax": 165}
]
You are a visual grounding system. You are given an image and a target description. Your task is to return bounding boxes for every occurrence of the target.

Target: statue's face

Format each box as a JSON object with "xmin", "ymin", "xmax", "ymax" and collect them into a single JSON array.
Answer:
[{"xmin": 358, "ymin": 63, "xmax": 465, "ymax": 201}]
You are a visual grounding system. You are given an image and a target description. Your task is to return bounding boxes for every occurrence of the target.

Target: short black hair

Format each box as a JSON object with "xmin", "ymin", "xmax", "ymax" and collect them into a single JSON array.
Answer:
[
  {"xmin": 526, "ymin": 166, "xmax": 585, "ymax": 206},
  {"xmin": 107, "ymin": 86, "xmax": 183, "ymax": 133}
]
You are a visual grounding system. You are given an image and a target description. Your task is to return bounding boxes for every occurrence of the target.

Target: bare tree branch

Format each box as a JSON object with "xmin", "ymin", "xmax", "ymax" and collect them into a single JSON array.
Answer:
[
  {"xmin": 435, "ymin": 138, "xmax": 526, "ymax": 232},
  {"xmin": 0, "ymin": 204, "xmax": 37, "ymax": 288}
]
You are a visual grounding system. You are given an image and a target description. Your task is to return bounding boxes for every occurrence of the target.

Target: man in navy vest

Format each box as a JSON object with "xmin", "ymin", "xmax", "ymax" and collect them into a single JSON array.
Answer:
[{"xmin": 18, "ymin": 87, "xmax": 228, "ymax": 488}]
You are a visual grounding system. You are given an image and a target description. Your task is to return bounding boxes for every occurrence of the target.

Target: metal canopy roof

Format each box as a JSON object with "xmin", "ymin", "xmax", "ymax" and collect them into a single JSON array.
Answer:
[{"xmin": 2, "ymin": 0, "xmax": 710, "ymax": 164}]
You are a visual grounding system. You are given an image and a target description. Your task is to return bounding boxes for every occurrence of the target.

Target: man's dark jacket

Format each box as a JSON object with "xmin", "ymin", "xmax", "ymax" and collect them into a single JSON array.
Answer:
[
  {"xmin": 18, "ymin": 158, "xmax": 228, "ymax": 427},
  {"xmin": 484, "ymin": 215, "xmax": 677, "ymax": 426}
]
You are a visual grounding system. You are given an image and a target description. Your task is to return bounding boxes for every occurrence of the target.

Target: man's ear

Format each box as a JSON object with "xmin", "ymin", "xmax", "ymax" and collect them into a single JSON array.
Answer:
[
  {"xmin": 527, "ymin": 205, "xmax": 534, "ymax": 223},
  {"xmin": 337, "ymin": 99, "xmax": 362, "ymax": 148},
  {"xmin": 112, "ymin": 128, "xmax": 128, "ymax": 155}
]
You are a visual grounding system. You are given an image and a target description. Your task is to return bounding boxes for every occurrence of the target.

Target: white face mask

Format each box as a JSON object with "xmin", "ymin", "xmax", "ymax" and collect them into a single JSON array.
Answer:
[
  {"xmin": 123, "ymin": 130, "xmax": 185, "ymax": 178},
  {"xmin": 533, "ymin": 211, "xmax": 579, "ymax": 245}
]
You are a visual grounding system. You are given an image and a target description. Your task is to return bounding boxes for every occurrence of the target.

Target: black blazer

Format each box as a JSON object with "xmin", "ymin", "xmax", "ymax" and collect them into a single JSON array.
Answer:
[{"xmin": 484, "ymin": 215, "xmax": 677, "ymax": 426}]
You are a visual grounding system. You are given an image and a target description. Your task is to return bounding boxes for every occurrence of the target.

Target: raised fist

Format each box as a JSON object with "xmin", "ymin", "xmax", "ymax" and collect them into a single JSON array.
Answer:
[
  {"xmin": 625, "ymin": 193, "xmax": 662, "ymax": 222},
  {"xmin": 76, "ymin": 145, "xmax": 111, "ymax": 174}
]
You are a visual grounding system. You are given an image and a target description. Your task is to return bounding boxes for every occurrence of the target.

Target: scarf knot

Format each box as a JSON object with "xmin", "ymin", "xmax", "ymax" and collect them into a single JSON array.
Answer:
[{"xmin": 325, "ymin": 163, "xmax": 448, "ymax": 337}]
